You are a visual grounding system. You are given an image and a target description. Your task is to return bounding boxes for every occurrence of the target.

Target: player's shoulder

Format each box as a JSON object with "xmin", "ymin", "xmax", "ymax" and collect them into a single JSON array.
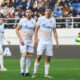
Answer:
[
  {"xmin": 0, "ymin": 24, "xmax": 4, "ymax": 27},
  {"xmin": 50, "ymin": 17, "xmax": 56, "ymax": 21},
  {"xmin": 31, "ymin": 18, "xmax": 36, "ymax": 22},
  {"xmin": 19, "ymin": 18, "xmax": 26, "ymax": 22},
  {"xmin": 31, "ymin": 18, "xmax": 36, "ymax": 25},
  {"xmin": 38, "ymin": 16, "xmax": 44, "ymax": 20}
]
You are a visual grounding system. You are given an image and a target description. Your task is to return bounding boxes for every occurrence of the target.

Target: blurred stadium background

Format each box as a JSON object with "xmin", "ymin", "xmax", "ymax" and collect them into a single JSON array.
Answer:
[{"xmin": 0, "ymin": 0, "xmax": 80, "ymax": 80}]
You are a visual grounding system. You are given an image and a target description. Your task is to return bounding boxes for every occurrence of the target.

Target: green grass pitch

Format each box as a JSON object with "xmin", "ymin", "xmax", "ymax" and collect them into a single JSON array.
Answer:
[{"xmin": 0, "ymin": 59, "xmax": 80, "ymax": 80}]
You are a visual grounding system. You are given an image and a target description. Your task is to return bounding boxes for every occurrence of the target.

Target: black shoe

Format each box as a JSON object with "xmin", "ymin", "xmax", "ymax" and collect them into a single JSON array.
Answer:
[
  {"xmin": 21, "ymin": 73, "xmax": 25, "ymax": 77},
  {"xmin": 24, "ymin": 73, "xmax": 31, "ymax": 76}
]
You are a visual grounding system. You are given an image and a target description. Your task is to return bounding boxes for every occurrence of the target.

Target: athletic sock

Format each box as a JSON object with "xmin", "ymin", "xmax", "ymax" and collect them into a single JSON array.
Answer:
[
  {"xmin": 45, "ymin": 64, "xmax": 50, "ymax": 75},
  {"xmin": 20, "ymin": 57, "xmax": 25, "ymax": 73},
  {"xmin": 33, "ymin": 62, "xmax": 40, "ymax": 74},
  {"xmin": 25, "ymin": 57, "xmax": 31, "ymax": 73},
  {"xmin": 0, "ymin": 55, "xmax": 4, "ymax": 68}
]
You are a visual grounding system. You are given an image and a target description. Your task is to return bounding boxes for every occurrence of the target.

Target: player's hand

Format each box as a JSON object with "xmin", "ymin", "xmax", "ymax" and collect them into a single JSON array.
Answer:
[
  {"xmin": 19, "ymin": 39, "xmax": 24, "ymax": 45},
  {"xmin": 8, "ymin": 41, "xmax": 11, "ymax": 45},
  {"xmin": 34, "ymin": 38, "xmax": 38, "ymax": 47},
  {"xmin": 56, "ymin": 42, "xmax": 59, "ymax": 49},
  {"xmin": 7, "ymin": 41, "xmax": 11, "ymax": 45}
]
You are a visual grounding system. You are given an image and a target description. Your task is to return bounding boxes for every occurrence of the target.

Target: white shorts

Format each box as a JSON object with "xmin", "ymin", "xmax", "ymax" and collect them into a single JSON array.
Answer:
[
  {"xmin": 0, "ymin": 44, "xmax": 3, "ymax": 53},
  {"xmin": 37, "ymin": 42, "xmax": 53, "ymax": 56},
  {"xmin": 20, "ymin": 41, "xmax": 34, "ymax": 54}
]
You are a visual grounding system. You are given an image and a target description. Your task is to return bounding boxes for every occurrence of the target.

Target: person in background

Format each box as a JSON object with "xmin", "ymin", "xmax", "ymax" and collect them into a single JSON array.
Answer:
[
  {"xmin": 0, "ymin": 18, "xmax": 10, "ymax": 71},
  {"xmin": 75, "ymin": 33, "xmax": 80, "ymax": 45},
  {"xmin": 74, "ymin": 14, "xmax": 80, "ymax": 28}
]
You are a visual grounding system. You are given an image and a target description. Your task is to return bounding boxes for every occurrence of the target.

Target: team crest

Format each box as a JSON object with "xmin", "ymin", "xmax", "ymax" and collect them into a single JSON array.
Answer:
[
  {"xmin": 32, "ymin": 22, "xmax": 34, "ymax": 24},
  {"xmin": 50, "ymin": 20, "xmax": 52, "ymax": 23}
]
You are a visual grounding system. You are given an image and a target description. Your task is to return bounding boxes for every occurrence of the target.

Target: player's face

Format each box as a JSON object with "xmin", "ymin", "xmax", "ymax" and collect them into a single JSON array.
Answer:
[
  {"xmin": 45, "ymin": 9, "xmax": 52, "ymax": 16},
  {"xmin": 26, "ymin": 10, "xmax": 32, "ymax": 18}
]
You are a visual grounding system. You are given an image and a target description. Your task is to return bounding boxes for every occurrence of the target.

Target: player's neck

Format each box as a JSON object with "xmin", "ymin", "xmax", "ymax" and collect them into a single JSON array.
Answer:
[
  {"xmin": 45, "ymin": 15, "xmax": 51, "ymax": 19},
  {"xmin": 26, "ymin": 17, "xmax": 31, "ymax": 20}
]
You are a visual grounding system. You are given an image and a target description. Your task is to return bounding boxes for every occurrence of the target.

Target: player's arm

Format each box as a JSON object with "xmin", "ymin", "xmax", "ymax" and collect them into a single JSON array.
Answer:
[
  {"xmin": 34, "ymin": 25, "xmax": 40, "ymax": 47},
  {"xmin": 4, "ymin": 36, "xmax": 11, "ymax": 45},
  {"xmin": 16, "ymin": 24, "xmax": 24, "ymax": 45},
  {"xmin": 53, "ymin": 28, "xmax": 59, "ymax": 48},
  {"xmin": 2, "ymin": 20, "xmax": 11, "ymax": 45}
]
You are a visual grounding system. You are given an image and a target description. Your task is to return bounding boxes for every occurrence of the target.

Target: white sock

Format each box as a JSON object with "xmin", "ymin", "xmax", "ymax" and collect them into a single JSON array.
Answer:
[
  {"xmin": 33, "ymin": 62, "xmax": 40, "ymax": 74},
  {"xmin": 45, "ymin": 64, "xmax": 50, "ymax": 75},
  {"xmin": 0, "ymin": 55, "xmax": 4, "ymax": 68},
  {"xmin": 25, "ymin": 57, "xmax": 31, "ymax": 73},
  {"xmin": 20, "ymin": 57, "xmax": 25, "ymax": 73}
]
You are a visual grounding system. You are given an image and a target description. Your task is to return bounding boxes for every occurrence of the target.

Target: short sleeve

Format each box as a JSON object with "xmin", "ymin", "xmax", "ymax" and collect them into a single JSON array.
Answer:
[
  {"xmin": 36, "ymin": 17, "xmax": 41, "ymax": 26},
  {"xmin": 18, "ymin": 19, "xmax": 23, "ymax": 26},
  {"xmin": 34, "ymin": 19, "xmax": 36, "ymax": 26},
  {"xmin": 53, "ymin": 19, "xmax": 56, "ymax": 28}
]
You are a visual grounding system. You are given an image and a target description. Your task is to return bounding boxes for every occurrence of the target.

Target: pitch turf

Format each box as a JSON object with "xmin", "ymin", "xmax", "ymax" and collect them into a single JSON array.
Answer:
[{"xmin": 0, "ymin": 59, "xmax": 80, "ymax": 80}]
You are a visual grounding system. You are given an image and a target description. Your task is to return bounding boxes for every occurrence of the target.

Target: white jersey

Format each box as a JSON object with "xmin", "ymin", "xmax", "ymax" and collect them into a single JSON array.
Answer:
[
  {"xmin": 0, "ymin": 24, "xmax": 4, "ymax": 44},
  {"xmin": 36, "ymin": 16, "xmax": 56, "ymax": 43},
  {"xmin": 18, "ymin": 18, "xmax": 36, "ymax": 43}
]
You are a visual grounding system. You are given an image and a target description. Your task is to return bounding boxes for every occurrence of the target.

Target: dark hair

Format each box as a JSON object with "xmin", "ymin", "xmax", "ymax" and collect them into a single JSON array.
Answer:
[
  {"xmin": 45, "ymin": 6, "xmax": 53, "ymax": 11},
  {"xmin": 26, "ymin": 8, "xmax": 32, "ymax": 11}
]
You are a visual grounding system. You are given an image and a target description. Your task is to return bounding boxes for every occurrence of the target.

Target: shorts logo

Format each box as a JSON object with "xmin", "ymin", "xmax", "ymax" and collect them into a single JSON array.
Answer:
[
  {"xmin": 21, "ymin": 49, "xmax": 23, "ymax": 52},
  {"xmin": 37, "ymin": 50, "xmax": 39, "ymax": 53}
]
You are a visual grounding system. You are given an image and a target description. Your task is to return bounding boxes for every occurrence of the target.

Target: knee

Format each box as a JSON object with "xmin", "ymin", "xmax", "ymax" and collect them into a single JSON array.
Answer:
[
  {"xmin": 26, "ymin": 53, "xmax": 32, "ymax": 58},
  {"xmin": 21, "ymin": 53, "xmax": 26, "ymax": 57},
  {"xmin": 35, "ymin": 55, "xmax": 41, "ymax": 63},
  {"xmin": 45, "ymin": 56, "xmax": 50, "ymax": 64}
]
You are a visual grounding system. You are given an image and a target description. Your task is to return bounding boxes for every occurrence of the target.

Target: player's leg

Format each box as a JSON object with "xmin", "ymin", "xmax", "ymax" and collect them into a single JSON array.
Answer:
[
  {"xmin": 0, "ymin": 53, "xmax": 4, "ymax": 69},
  {"xmin": 0, "ymin": 44, "xmax": 7, "ymax": 71},
  {"xmin": 25, "ymin": 45, "xmax": 33, "ymax": 76},
  {"xmin": 44, "ymin": 44, "xmax": 53, "ymax": 78},
  {"xmin": 45, "ymin": 56, "xmax": 52, "ymax": 78},
  {"xmin": 32, "ymin": 55, "xmax": 41, "ymax": 78},
  {"xmin": 32, "ymin": 43, "xmax": 45, "ymax": 78},
  {"xmin": 25, "ymin": 53, "xmax": 32, "ymax": 76},
  {"xmin": 20, "ymin": 45, "xmax": 26, "ymax": 77}
]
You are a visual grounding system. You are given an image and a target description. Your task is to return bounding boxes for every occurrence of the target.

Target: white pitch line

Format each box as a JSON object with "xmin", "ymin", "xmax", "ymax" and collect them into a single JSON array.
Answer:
[
  {"xmin": 65, "ymin": 79, "xmax": 75, "ymax": 80},
  {"xmin": 5, "ymin": 68, "xmax": 80, "ymax": 72}
]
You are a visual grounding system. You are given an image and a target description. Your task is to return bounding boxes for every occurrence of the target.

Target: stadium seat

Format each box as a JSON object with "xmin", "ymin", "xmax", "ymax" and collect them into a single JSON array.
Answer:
[
  {"xmin": 72, "ymin": 3, "xmax": 80, "ymax": 10},
  {"xmin": 72, "ymin": 3, "xmax": 78, "ymax": 9},
  {"xmin": 77, "ymin": 3, "xmax": 80, "ymax": 10},
  {"xmin": 77, "ymin": 10, "xmax": 80, "ymax": 14}
]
